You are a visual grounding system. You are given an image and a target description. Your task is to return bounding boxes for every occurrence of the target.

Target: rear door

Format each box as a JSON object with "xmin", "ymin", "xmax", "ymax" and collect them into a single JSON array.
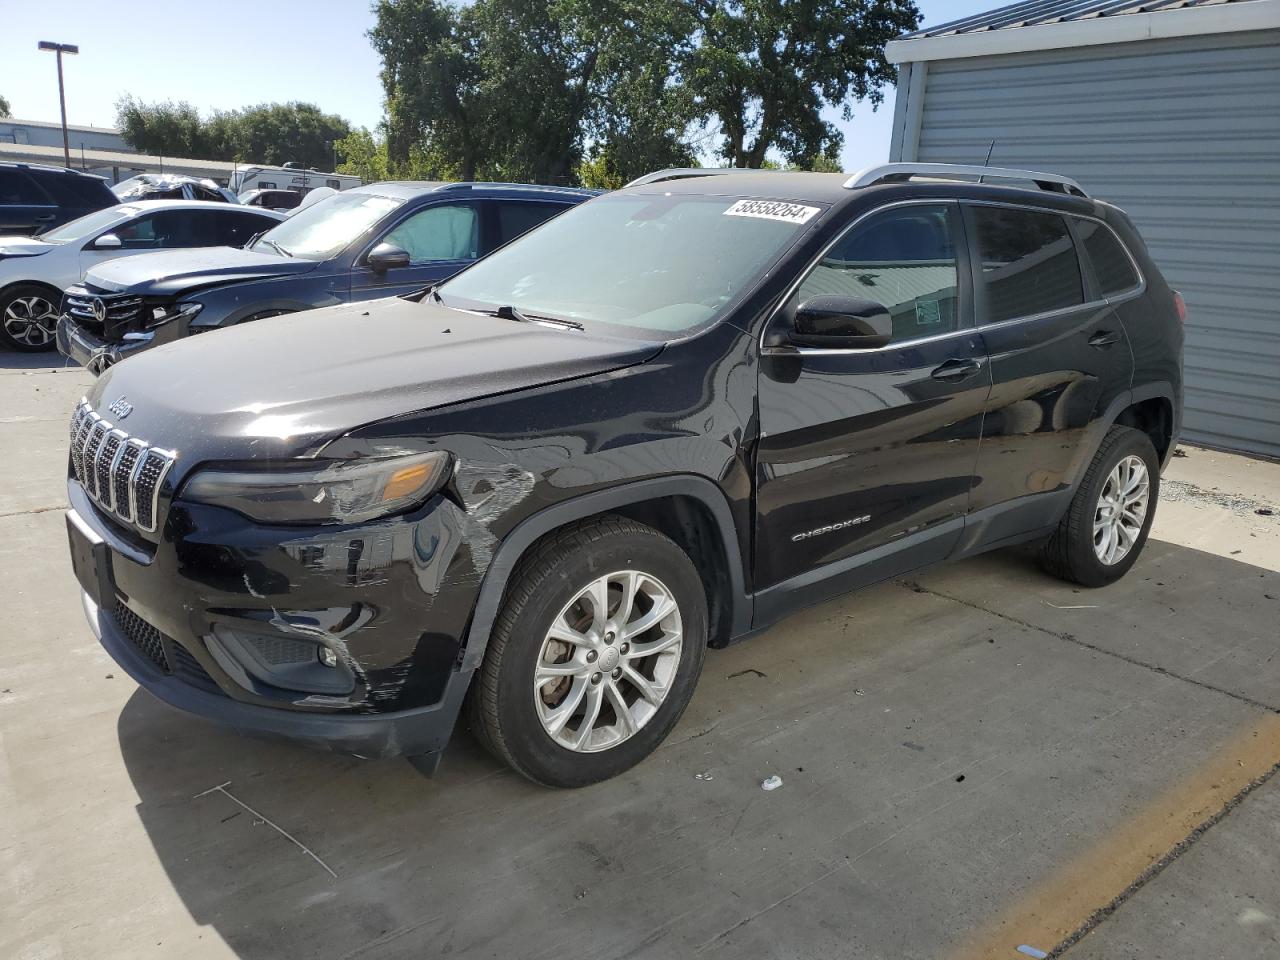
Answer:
[
  {"xmin": 754, "ymin": 201, "xmax": 990, "ymax": 605},
  {"xmin": 964, "ymin": 202, "xmax": 1134, "ymax": 541},
  {"xmin": 349, "ymin": 200, "xmax": 482, "ymax": 300},
  {"xmin": 0, "ymin": 168, "xmax": 56, "ymax": 235},
  {"xmin": 36, "ymin": 172, "xmax": 114, "ymax": 229}
]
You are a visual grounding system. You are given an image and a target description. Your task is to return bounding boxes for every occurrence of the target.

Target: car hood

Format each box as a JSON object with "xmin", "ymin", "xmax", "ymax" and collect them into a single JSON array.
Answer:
[
  {"xmin": 88, "ymin": 297, "xmax": 663, "ymax": 472},
  {"xmin": 0, "ymin": 237, "xmax": 55, "ymax": 259},
  {"xmin": 83, "ymin": 246, "xmax": 314, "ymax": 297}
]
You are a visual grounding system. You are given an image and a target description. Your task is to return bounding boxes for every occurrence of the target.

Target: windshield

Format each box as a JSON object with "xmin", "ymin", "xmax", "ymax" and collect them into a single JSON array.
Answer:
[
  {"xmin": 39, "ymin": 206, "xmax": 133, "ymax": 243},
  {"xmin": 440, "ymin": 193, "xmax": 821, "ymax": 338},
  {"xmin": 250, "ymin": 191, "xmax": 403, "ymax": 260}
]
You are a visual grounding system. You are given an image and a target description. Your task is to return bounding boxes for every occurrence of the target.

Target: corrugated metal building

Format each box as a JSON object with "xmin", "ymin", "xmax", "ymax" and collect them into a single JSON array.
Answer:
[{"xmin": 886, "ymin": 0, "xmax": 1280, "ymax": 456}]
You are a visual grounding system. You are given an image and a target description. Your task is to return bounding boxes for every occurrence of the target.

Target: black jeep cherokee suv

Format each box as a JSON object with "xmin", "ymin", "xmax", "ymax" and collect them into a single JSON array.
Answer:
[{"xmin": 65, "ymin": 164, "xmax": 1183, "ymax": 787}]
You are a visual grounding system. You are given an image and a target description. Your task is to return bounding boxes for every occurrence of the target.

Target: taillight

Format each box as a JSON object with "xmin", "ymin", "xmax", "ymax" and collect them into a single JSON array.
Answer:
[{"xmin": 1173, "ymin": 290, "xmax": 1187, "ymax": 324}]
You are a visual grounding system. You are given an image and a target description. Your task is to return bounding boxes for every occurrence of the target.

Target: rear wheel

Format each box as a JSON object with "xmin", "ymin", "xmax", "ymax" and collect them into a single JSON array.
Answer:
[
  {"xmin": 0, "ymin": 284, "xmax": 60, "ymax": 351},
  {"xmin": 1040, "ymin": 425, "xmax": 1159, "ymax": 587},
  {"xmin": 469, "ymin": 517, "xmax": 707, "ymax": 787}
]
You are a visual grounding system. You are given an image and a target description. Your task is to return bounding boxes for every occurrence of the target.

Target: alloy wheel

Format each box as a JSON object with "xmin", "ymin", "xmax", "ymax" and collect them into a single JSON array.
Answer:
[
  {"xmin": 534, "ymin": 569, "xmax": 683, "ymax": 753},
  {"xmin": 3, "ymin": 295, "xmax": 58, "ymax": 348},
  {"xmin": 1093, "ymin": 454, "xmax": 1149, "ymax": 565}
]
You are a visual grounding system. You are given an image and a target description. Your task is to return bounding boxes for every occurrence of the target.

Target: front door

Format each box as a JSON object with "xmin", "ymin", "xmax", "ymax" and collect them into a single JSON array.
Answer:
[
  {"xmin": 963, "ymin": 203, "xmax": 1134, "ymax": 540},
  {"xmin": 350, "ymin": 200, "xmax": 481, "ymax": 300},
  {"xmin": 754, "ymin": 202, "xmax": 990, "ymax": 613}
]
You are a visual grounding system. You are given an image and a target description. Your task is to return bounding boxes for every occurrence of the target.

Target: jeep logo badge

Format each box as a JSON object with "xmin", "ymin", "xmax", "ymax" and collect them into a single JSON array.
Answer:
[
  {"xmin": 108, "ymin": 396, "xmax": 133, "ymax": 419},
  {"xmin": 91, "ymin": 298, "xmax": 107, "ymax": 323}
]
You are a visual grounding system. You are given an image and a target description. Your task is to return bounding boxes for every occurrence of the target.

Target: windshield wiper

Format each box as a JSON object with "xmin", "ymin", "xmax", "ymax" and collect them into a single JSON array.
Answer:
[
  {"xmin": 260, "ymin": 238, "xmax": 293, "ymax": 258},
  {"xmin": 494, "ymin": 304, "xmax": 583, "ymax": 330}
]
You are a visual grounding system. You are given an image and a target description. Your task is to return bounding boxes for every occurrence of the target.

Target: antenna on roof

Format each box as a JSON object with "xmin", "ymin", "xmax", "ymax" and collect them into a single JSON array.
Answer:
[{"xmin": 979, "ymin": 139, "xmax": 996, "ymax": 184}]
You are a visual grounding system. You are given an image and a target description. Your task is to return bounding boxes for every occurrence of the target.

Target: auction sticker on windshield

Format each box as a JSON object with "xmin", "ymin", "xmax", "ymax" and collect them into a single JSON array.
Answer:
[{"xmin": 724, "ymin": 199, "xmax": 820, "ymax": 225}]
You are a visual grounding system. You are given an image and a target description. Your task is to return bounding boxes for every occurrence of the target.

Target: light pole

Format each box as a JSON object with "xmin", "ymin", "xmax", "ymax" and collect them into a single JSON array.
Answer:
[{"xmin": 38, "ymin": 41, "xmax": 79, "ymax": 169}]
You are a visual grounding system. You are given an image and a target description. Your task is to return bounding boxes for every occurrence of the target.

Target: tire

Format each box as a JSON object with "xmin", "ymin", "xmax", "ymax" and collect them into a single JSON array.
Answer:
[
  {"xmin": 1040, "ymin": 425, "xmax": 1160, "ymax": 587},
  {"xmin": 0, "ymin": 284, "xmax": 60, "ymax": 352},
  {"xmin": 469, "ymin": 516, "xmax": 708, "ymax": 788}
]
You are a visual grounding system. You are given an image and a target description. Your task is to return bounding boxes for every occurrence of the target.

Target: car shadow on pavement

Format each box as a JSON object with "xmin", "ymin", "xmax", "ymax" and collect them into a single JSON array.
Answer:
[
  {"xmin": 0, "ymin": 352, "xmax": 79, "ymax": 372},
  {"xmin": 114, "ymin": 539, "xmax": 1280, "ymax": 960}
]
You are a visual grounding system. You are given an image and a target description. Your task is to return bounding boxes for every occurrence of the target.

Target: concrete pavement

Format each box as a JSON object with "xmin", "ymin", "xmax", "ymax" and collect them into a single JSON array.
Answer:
[{"xmin": 1, "ymin": 353, "xmax": 1277, "ymax": 960}]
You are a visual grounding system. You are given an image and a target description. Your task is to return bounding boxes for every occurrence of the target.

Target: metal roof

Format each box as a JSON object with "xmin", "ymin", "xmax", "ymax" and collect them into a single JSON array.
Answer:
[{"xmin": 902, "ymin": 0, "xmax": 1259, "ymax": 39}]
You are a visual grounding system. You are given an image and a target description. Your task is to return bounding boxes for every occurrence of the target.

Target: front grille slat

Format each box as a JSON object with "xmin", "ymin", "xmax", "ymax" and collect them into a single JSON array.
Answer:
[
  {"xmin": 111, "ymin": 442, "xmax": 142, "ymax": 523},
  {"xmin": 68, "ymin": 399, "xmax": 175, "ymax": 533},
  {"xmin": 96, "ymin": 433, "xmax": 123, "ymax": 509}
]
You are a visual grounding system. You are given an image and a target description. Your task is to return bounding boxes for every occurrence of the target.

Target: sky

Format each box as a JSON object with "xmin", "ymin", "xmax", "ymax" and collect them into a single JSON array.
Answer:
[{"xmin": 0, "ymin": 0, "xmax": 996, "ymax": 173}]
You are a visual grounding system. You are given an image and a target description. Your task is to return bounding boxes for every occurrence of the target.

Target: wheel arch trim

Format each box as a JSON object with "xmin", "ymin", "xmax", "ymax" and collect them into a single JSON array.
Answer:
[{"xmin": 458, "ymin": 475, "xmax": 750, "ymax": 673}]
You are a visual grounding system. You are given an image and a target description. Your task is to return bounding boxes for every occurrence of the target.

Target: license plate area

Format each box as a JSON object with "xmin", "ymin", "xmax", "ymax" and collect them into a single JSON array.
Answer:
[{"xmin": 66, "ymin": 510, "xmax": 113, "ymax": 609}]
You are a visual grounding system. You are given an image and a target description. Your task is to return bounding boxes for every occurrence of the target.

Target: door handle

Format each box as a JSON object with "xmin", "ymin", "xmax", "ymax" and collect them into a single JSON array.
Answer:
[
  {"xmin": 931, "ymin": 358, "xmax": 984, "ymax": 382},
  {"xmin": 1088, "ymin": 330, "xmax": 1120, "ymax": 349},
  {"xmin": 34, "ymin": 214, "xmax": 56, "ymax": 222}
]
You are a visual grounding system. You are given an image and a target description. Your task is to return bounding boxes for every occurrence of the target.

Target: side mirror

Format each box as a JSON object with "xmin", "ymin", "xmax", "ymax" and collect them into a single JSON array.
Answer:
[
  {"xmin": 93, "ymin": 233, "xmax": 122, "ymax": 250},
  {"xmin": 791, "ymin": 295, "xmax": 893, "ymax": 349},
  {"xmin": 367, "ymin": 242, "xmax": 411, "ymax": 273}
]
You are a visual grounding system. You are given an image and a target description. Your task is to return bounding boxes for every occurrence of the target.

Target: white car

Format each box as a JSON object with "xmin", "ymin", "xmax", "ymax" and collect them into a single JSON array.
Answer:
[{"xmin": 0, "ymin": 200, "xmax": 283, "ymax": 351}]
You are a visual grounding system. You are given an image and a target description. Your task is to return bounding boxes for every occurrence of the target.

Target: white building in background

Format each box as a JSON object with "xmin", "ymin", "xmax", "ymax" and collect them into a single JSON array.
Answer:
[{"xmin": 0, "ymin": 118, "xmax": 132, "ymax": 155}]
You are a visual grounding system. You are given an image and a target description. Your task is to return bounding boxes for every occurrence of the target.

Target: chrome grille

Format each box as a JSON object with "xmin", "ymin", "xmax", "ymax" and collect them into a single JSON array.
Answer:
[
  {"xmin": 64, "ymin": 291, "xmax": 145, "ymax": 337},
  {"xmin": 69, "ymin": 400, "xmax": 175, "ymax": 532}
]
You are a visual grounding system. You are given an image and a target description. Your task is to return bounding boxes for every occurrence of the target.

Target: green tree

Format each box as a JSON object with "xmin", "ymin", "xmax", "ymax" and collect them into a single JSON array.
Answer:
[
  {"xmin": 116, "ymin": 97, "xmax": 207, "ymax": 157},
  {"xmin": 687, "ymin": 0, "xmax": 918, "ymax": 168},
  {"xmin": 232, "ymin": 103, "xmax": 351, "ymax": 169},
  {"xmin": 370, "ymin": 0, "xmax": 486, "ymax": 179},
  {"xmin": 371, "ymin": 0, "xmax": 700, "ymax": 185},
  {"xmin": 115, "ymin": 97, "xmax": 352, "ymax": 169},
  {"xmin": 335, "ymin": 128, "xmax": 390, "ymax": 183},
  {"xmin": 0, "ymin": 94, "xmax": 11, "ymax": 119}
]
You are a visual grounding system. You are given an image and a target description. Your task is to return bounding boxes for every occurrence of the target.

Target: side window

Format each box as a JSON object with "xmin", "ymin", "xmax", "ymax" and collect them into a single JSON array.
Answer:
[
  {"xmin": 114, "ymin": 214, "xmax": 160, "ymax": 248},
  {"xmin": 971, "ymin": 206, "xmax": 1084, "ymax": 323},
  {"xmin": 795, "ymin": 204, "xmax": 961, "ymax": 343},
  {"xmin": 38, "ymin": 173, "xmax": 107, "ymax": 207},
  {"xmin": 382, "ymin": 202, "xmax": 479, "ymax": 263},
  {"xmin": 216, "ymin": 212, "xmax": 278, "ymax": 247},
  {"xmin": 117, "ymin": 211, "xmax": 215, "ymax": 249},
  {"xmin": 1074, "ymin": 218, "xmax": 1140, "ymax": 297},
  {"xmin": 495, "ymin": 201, "xmax": 568, "ymax": 248},
  {"xmin": 0, "ymin": 169, "xmax": 48, "ymax": 204}
]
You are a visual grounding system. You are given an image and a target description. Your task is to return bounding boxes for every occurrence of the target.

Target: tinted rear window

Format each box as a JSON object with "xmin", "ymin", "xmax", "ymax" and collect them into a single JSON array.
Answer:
[
  {"xmin": 0, "ymin": 169, "xmax": 47, "ymax": 205},
  {"xmin": 495, "ymin": 200, "xmax": 569, "ymax": 246},
  {"xmin": 37, "ymin": 172, "xmax": 112, "ymax": 207},
  {"xmin": 971, "ymin": 206, "xmax": 1084, "ymax": 323},
  {"xmin": 1075, "ymin": 218, "xmax": 1141, "ymax": 296}
]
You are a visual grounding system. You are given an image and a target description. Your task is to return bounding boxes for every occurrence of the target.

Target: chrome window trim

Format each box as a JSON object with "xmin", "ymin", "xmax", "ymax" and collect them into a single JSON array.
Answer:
[{"xmin": 760, "ymin": 197, "xmax": 1147, "ymax": 357}]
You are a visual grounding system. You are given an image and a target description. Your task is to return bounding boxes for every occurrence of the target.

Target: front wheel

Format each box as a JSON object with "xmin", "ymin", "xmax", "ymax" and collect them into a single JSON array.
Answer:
[
  {"xmin": 1040, "ymin": 425, "xmax": 1160, "ymax": 587},
  {"xmin": 0, "ymin": 284, "xmax": 60, "ymax": 351},
  {"xmin": 469, "ymin": 517, "xmax": 707, "ymax": 787}
]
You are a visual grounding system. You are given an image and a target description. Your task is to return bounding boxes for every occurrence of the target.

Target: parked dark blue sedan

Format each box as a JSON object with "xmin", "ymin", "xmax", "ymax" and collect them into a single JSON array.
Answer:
[{"xmin": 57, "ymin": 181, "xmax": 597, "ymax": 372}]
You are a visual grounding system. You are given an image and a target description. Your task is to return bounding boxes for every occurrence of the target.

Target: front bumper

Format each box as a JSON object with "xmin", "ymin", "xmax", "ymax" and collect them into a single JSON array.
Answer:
[
  {"xmin": 84, "ymin": 587, "xmax": 469, "ymax": 760},
  {"xmin": 68, "ymin": 471, "xmax": 484, "ymax": 761},
  {"xmin": 56, "ymin": 315, "xmax": 154, "ymax": 373}
]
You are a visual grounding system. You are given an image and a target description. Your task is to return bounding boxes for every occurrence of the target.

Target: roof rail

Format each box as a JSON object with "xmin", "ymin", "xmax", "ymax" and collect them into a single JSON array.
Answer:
[
  {"xmin": 625, "ymin": 167, "xmax": 778, "ymax": 188},
  {"xmin": 845, "ymin": 163, "xmax": 1087, "ymax": 198}
]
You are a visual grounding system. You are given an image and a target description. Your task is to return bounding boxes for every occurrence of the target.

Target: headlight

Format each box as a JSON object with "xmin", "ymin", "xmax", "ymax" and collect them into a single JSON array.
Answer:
[
  {"xmin": 182, "ymin": 451, "xmax": 452, "ymax": 524},
  {"xmin": 146, "ymin": 302, "xmax": 202, "ymax": 330}
]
